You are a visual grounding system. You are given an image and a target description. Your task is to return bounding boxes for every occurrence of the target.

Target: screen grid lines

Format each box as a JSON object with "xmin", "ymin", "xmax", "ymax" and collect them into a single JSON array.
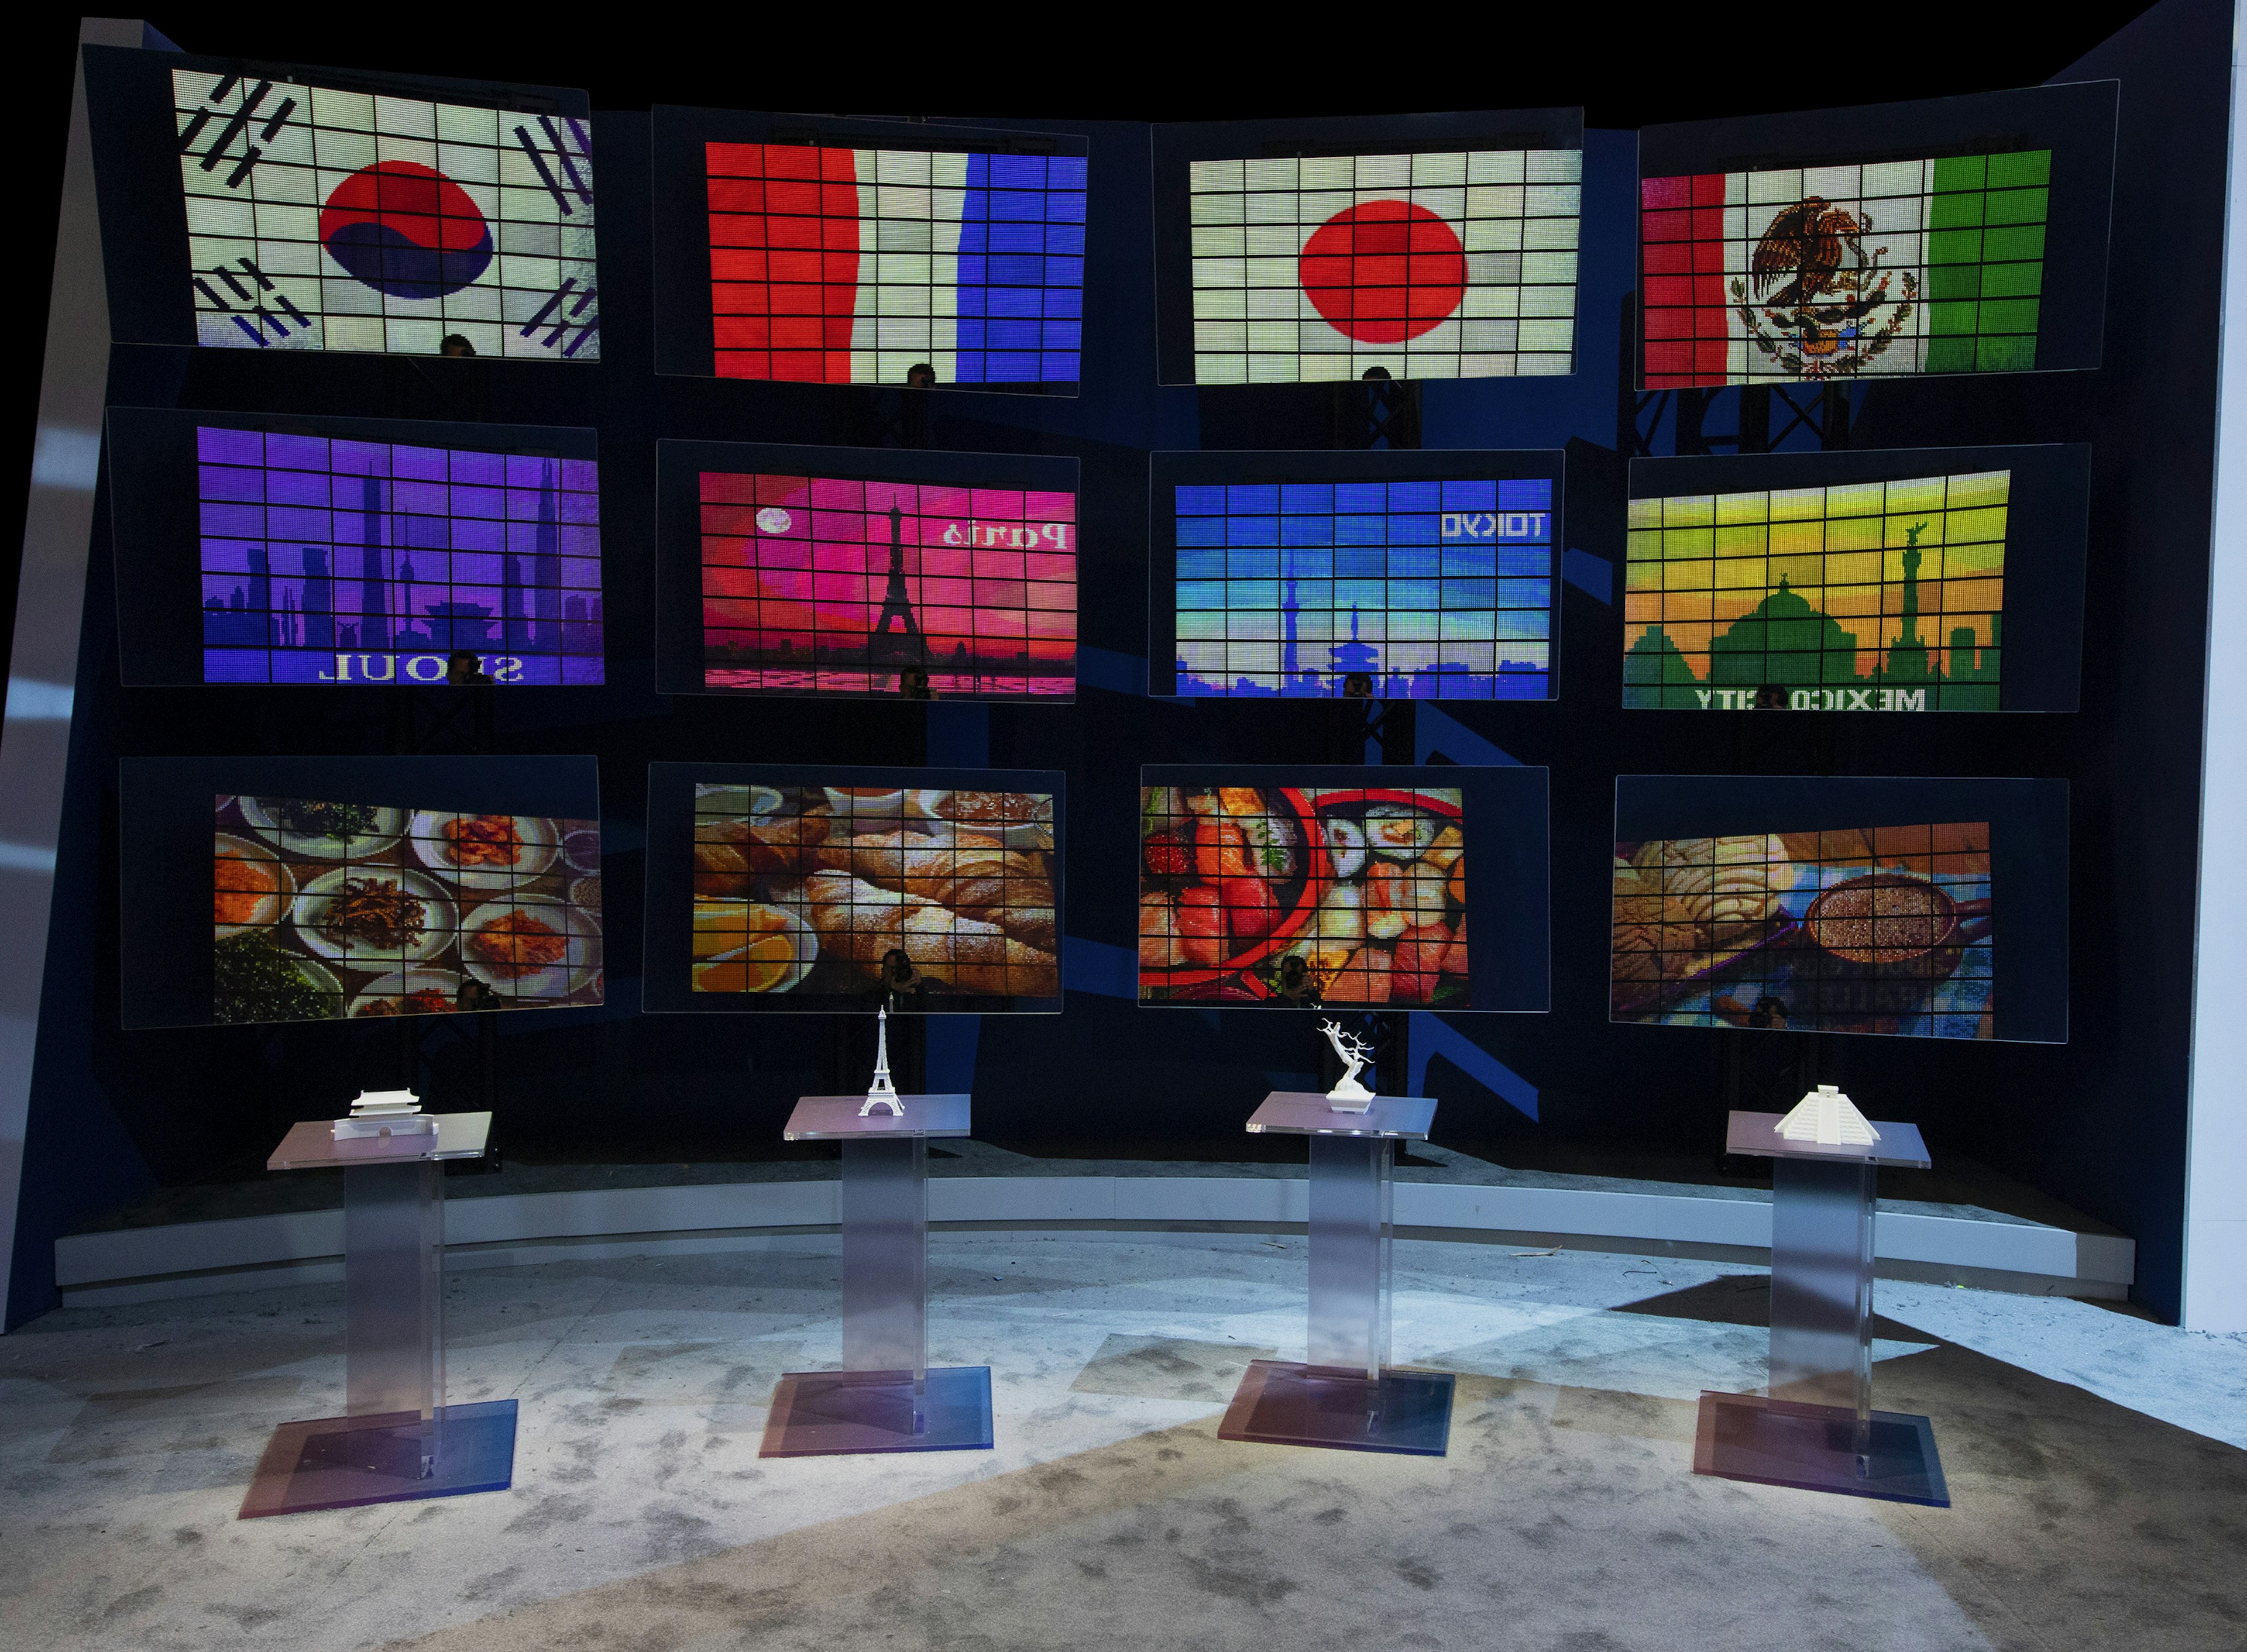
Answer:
[
  {"xmin": 1186, "ymin": 149, "xmax": 1581, "ymax": 384},
  {"xmin": 698, "ymin": 472, "xmax": 1077, "ymax": 701},
  {"xmin": 1622, "ymin": 471, "xmax": 2007, "ymax": 711},
  {"xmin": 196, "ymin": 426, "xmax": 603, "ymax": 685},
  {"xmin": 1639, "ymin": 151, "xmax": 2050, "ymax": 388},
  {"xmin": 705, "ymin": 143, "xmax": 1087, "ymax": 387},
  {"xmin": 1173, "ymin": 476, "xmax": 1553, "ymax": 700},
  {"xmin": 174, "ymin": 70, "xmax": 599, "ymax": 360},
  {"xmin": 691, "ymin": 783, "xmax": 1060, "ymax": 1005},
  {"xmin": 1610, "ymin": 823, "xmax": 1992, "ymax": 1038}
]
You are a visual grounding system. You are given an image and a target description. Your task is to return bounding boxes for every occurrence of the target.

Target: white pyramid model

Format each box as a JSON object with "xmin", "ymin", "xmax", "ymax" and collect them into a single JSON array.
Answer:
[{"xmin": 1774, "ymin": 1084, "xmax": 1881, "ymax": 1147}]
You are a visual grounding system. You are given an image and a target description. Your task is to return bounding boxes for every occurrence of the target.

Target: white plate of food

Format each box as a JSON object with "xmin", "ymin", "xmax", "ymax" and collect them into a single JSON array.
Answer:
[
  {"xmin": 459, "ymin": 895, "xmax": 602, "ymax": 1000},
  {"xmin": 691, "ymin": 899, "xmax": 817, "ymax": 994},
  {"xmin": 407, "ymin": 811, "xmax": 560, "ymax": 889},
  {"xmin": 213, "ymin": 832, "xmax": 293, "ymax": 939},
  {"xmin": 349, "ymin": 969, "xmax": 469, "ymax": 1019},
  {"xmin": 239, "ymin": 797, "xmax": 405, "ymax": 861},
  {"xmin": 290, "ymin": 865, "xmax": 459, "ymax": 968}
]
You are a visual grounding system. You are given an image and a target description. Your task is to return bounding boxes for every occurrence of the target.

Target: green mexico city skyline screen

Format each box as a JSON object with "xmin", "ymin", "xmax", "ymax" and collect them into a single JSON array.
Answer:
[{"xmin": 1623, "ymin": 469, "xmax": 2007, "ymax": 712}]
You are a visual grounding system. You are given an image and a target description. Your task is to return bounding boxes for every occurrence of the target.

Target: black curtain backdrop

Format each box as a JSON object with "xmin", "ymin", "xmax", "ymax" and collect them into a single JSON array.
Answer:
[{"xmin": 2, "ymin": 1, "xmax": 2216, "ymax": 1324}]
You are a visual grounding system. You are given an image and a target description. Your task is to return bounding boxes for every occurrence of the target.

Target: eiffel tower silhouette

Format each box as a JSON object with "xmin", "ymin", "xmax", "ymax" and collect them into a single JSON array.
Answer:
[{"xmin": 864, "ymin": 504, "xmax": 928, "ymax": 669}]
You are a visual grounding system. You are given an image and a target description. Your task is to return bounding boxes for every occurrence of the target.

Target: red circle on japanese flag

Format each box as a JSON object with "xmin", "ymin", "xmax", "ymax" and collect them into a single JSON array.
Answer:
[{"xmin": 1299, "ymin": 201, "xmax": 1468, "ymax": 343}]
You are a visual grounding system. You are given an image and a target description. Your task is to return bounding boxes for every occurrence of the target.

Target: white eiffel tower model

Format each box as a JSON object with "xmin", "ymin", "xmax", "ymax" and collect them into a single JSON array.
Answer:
[
  {"xmin": 860, "ymin": 1004, "xmax": 904, "ymax": 1117},
  {"xmin": 1774, "ymin": 1083, "xmax": 1880, "ymax": 1147}
]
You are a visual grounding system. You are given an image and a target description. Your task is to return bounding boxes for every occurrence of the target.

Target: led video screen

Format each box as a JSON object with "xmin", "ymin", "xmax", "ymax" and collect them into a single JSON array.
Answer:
[
  {"xmin": 651, "ymin": 109, "xmax": 1088, "ymax": 393},
  {"xmin": 121, "ymin": 756, "xmax": 602, "ymax": 1030},
  {"xmin": 214, "ymin": 796, "xmax": 601, "ymax": 1022},
  {"xmin": 655, "ymin": 442, "xmax": 1077, "ymax": 701},
  {"xmin": 1637, "ymin": 83, "xmax": 2115, "ymax": 388},
  {"xmin": 1610, "ymin": 776, "xmax": 2067, "ymax": 1044},
  {"xmin": 1153, "ymin": 450, "xmax": 1562, "ymax": 700},
  {"xmin": 1623, "ymin": 446, "xmax": 2087, "ymax": 713},
  {"xmin": 1137, "ymin": 765, "xmax": 1550, "ymax": 1011},
  {"xmin": 1153, "ymin": 110, "xmax": 1584, "ymax": 385},
  {"xmin": 84, "ymin": 49, "xmax": 599, "ymax": 359},
  {"xmin": 108, "ymin": 408, "xmax": 603, "ymax": 687},
  {"xmin": 643, "ymin": 765, "xmax": 1066, "ymax": 1013}
]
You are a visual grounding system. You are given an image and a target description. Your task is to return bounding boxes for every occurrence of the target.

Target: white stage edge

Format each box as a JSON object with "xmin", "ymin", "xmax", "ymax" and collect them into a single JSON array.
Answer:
[{"xmin": 54, "ymin": 1172, "xmax": 2135, "ymax": 1307}]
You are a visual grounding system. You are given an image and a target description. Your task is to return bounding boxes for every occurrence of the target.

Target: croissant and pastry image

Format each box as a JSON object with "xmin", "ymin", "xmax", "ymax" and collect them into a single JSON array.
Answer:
[{"xmin": 693, "ymin": 787, "xmax": 1059, "ymax": 1000}]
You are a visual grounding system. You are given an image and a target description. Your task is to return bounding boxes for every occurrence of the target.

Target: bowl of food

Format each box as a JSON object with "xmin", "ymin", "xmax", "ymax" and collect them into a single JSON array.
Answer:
[
  {"xmin": 213, "ymin": 832, "xmax": 292, "ymax": 938},
  {"xmin": 213, "ymin": 934, "xmax": 343, "ymax": 1024},
  {"xmin": 822, "ymin": 786, "xmax": 908, "ymax": 827},
  {"xmin": 290, "ymin": 865, "xmax": 460, "ymax": 969},
  {"xmin": 561, "ymin": 824, "xmax": 603, "ymax": 876},
  {"xmin": 1803, "ymin": 873, "xmax": 1978, "ymax": 970},
  {"xmin": 1137, "ymin": 785, "xmax": 1324, "ymax": 989},
  {"xmin": 349, "ymin": 969, "xmax": 468, "ymax": 1018},
  {"xmin": 916, "ymin": 788, "xmax": 1054, "ymax": 848},
  {"xmin": 690, "ymin": 899, "xmax": 817, "ymax": 994},
  {"xmin": 239, "ymin": 797, "xmax": 404, "ymax": 861},
  {"xmin": 408, "ymin": 811, "xmax": 561, "ymax": 889},
  {"xmin": 460, "ymin": 895, "xmax": 602, "ymax": 1000}
]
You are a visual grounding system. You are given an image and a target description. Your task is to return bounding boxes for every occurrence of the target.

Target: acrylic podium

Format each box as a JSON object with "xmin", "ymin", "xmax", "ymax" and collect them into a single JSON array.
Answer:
[
  {"xmin": 760, "ymin": 1092, "xmax": 995, "ymax": 1457},
  {"xmin": 239, "ymin": 1111, "xmax": 516, "ymax": 1518},
  {"xmin": 1220, "ymin": 1090, "xmax": 1454, "ymax": 1455},
  {"xmin": 1692, "ymin": 1107, "xmax": 1950, "ymax": 1506}
]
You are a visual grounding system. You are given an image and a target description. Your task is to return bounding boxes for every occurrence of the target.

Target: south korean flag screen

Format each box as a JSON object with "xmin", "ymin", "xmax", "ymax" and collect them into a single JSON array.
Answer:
[{"xmin": 172, "ymin": 69, "xmax": 599, "ymax": 360}]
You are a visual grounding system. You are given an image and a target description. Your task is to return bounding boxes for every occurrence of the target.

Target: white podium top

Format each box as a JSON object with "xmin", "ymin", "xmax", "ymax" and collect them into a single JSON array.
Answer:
[
  {"xmin": 267, "ymin": 1111, "xmax": 492, "ymax": 1171},
  {"xmin": 784, "ymin": 1093, "xmax": 972, "ymax": 1141},
  {"xmin": 1726, "ymin": 1110, "xmax": 1932, "ymax": 1170},
  {"xmin": 1248, "ymin": 1092, "xmax": 1437, "ymax": 1140}
]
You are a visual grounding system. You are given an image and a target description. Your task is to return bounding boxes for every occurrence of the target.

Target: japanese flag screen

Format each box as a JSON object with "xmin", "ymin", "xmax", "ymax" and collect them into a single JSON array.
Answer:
[{"xmin": 1186, "ymin": 150, "xmax": 1580, "ymax": 384}]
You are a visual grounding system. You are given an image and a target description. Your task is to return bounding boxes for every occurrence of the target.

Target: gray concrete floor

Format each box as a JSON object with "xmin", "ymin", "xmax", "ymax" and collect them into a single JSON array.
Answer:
[{"xmin": 2, "ymin": 1234, "xmax": 2242, "ymax": 1651}]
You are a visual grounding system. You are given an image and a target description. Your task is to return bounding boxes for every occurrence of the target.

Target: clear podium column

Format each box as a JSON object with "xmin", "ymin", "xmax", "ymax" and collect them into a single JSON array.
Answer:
[
  {"xmin": 1219, "ymin": 1092, "xmax": 1454, "ymax": 1456},
  {"xmin": 1306, "ymin": 1134, "xmax": 1392, "ymax": 1379},
  {"xmin": 1692, "ymin": 1109, "xmax": 1949, "ymax": 1505},
  {"xmin": 343, "ymin": 1159, "xmax": 445, "ymax": 1470},
  {"xmin": 240, "ymin": 1113, "xmax": 517, "ymax": 1519},
  {"xmin": 762, "ymin": 1092, "xmax": 993, "ymax": 1457},
  {"xmin": 840, "ymin": 1135, "xmax": 929, "ymax": 1381}
]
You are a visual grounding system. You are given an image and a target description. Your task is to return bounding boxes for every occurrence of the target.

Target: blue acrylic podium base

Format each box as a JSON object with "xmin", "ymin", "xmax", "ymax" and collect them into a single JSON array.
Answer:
[
  {"xmin": 1693, "ymin": 1392, "xmax": 1949, "ymax": 1506},
  {"xmin": 760, "ymin": 1367, "xmax": 994, "ymax": 1457},
  {"xmin": 1218, "ymin": 1360, "xmax": 1454, "ymax": 1456},
  {"xmin": 238, "ymin": 1398, "xmax": 518, "ymax": 1518}
]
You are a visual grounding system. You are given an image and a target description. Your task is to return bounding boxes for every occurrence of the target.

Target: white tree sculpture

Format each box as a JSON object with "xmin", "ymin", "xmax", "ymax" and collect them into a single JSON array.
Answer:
[{"xmin": 1320, "ymin": 1018, "xmax": 1377, "ymax": 1107}]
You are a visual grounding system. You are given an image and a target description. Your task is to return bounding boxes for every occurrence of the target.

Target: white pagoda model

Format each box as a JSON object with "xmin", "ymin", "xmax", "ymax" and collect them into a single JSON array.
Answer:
[
  {"xmin": 1774, "ymin": 1083, "xmax": 1881, "ymax": 1148},
  {"xmin": 1320, "ymin": 1019, "xmax": 1376, "ymax": 1113},
  {"xmin": 333, "ymin": 1087, "xmax": 435, "ymax": 1140},
  {"xmin": 860, "ymin": 1005, "xmax": 904, "ymax": 1117}
]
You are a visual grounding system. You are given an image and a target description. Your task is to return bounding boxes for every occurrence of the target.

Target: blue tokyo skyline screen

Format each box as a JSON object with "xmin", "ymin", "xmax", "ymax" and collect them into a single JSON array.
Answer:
[
  {"xmin": 1170, "ymin": 476, "xmax": 1555, "ymax": 698},
  {"xmin": 197, "ymin": 426, "xmax": 602, "ymax": 684}
]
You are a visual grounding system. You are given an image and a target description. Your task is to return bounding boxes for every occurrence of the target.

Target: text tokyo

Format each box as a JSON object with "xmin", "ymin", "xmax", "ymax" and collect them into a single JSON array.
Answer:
[
  {"xmin": 1442, "ymin": 512, "xmax": 1549, "ymax": 541},
  {"xmin": 1692, "ymin": 687, "xmax": 1931, "ymax": 712},
  {"xmin": 940, "ymin": 522, "xmax": 1073, "ymax": 550},
  {"xmin": 314, "ymin": 653, "xmax": 530, "ymax": 683}
]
